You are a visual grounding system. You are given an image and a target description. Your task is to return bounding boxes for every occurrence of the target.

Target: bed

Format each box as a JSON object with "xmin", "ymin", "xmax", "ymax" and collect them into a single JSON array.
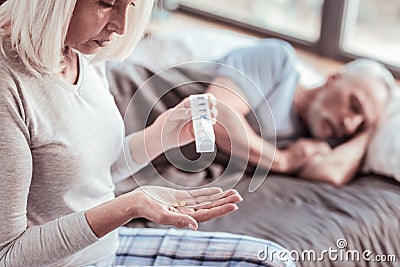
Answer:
[{"xmin": 106, "ymin": 28, "xmax": 400, "ymax": 267}]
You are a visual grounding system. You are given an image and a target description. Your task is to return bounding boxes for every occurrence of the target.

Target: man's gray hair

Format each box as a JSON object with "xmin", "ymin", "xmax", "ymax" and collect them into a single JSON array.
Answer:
[
  {"xmin": 344, "ymin": 58, "xmax": 399, "ymax": 116},
  {"xmin": 343, "ymin": 58, "xmax": 397, "ymax": 96}
]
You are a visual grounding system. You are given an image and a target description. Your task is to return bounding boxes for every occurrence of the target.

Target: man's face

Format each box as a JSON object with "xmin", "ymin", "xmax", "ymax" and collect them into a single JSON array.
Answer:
[{"xmin": 305, "ymin": 73, "xmax": 388, "ymax": 139}]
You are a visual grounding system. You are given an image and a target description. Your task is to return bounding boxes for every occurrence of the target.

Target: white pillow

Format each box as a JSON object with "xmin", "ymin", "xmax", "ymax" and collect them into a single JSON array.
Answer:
[{"xmin": 362, "ymin": 89, "xmax": 400, "ymax": 181}]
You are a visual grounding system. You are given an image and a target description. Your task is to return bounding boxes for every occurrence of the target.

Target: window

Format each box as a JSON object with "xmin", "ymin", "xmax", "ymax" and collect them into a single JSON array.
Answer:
[
  {"xmin": 342, "ymin": 0, "xmax": 400, "ymax": 67},
  {"xmin": 179, "ymin": 0, "xmax": 324, "ymax": 42},
  {"xmin": 176, "ymin": 0, "xmax": 400, "ymax": 77}
]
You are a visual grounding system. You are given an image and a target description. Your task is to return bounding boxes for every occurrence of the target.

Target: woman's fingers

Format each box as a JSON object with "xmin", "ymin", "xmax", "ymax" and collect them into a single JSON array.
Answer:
[
  {"xmin": 174, "ymin": 94, "xmax": 218, "ymax": 122},
  {"xmin": 186, "ymin": 187, "xmax": 223, "ymax": 197},
  {"xmin": 193, "ymin": 191, "xmax": 242, "ymax": 210},
  {"xmin": 176, "ymin": 97, "xmax": 191, "ymax": 109},
  {"xmin": 177, "ymin": 189, "xmax": 242, "ymax": 210},
  {"xmin": 206, "ymin": 93, "xmax": 217, "ymax": 106},
  {"xmin": 219, "ymin": 189, "xmax": 240, "ymax": 198},
  {"xmin": 167, "ymin": 107, "xmax": 192, "ymax": 122},
  {"xmin": 174, "ymin": 188, "xmax": 222, "ymax": 207},
  {"xmin": 193, "ymin": 188, "xmax": 239, "ymax": 203},
  {"xmin": 142, "ymin": 186, "xmax": 240, "ymax": 211},
  {"xmin": 192, "ymin": 203, "xmax": 239, "ymax": 223},
  {"xmin": 210, "ymin": 106, "xmax": 218, "ymax": 124},
  {"xmin": 185, "ymin": 188, "xmax": 225, "ymax": 206},
  {"xmin": 160, "ymin": 208, "xmax": 198, "ymax": 230},
  {"xmin": 207, "ymin": 93, "xmax": 218, "ymax": 125}
]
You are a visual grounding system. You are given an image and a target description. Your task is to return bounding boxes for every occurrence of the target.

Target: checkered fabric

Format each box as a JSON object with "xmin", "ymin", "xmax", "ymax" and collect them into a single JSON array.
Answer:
[{"xmin": 108, "ymin": 227, "xmax": 295, "ymax": 267}]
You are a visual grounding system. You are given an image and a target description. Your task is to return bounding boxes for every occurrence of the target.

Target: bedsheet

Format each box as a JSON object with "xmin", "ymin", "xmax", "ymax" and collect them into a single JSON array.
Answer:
[{"xmin": 107, "ymin": 51, "xmax": 400, "ymax": 267}]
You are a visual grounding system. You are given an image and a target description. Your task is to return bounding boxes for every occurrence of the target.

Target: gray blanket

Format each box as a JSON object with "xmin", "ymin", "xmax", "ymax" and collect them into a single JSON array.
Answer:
[{"xmin": 107, "ymin": 63, "xmax": 400, "ymax": 267}]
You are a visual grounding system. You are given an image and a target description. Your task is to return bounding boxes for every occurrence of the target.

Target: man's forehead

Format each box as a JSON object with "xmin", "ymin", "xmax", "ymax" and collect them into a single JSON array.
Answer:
[
  {"xmin": 344, "ymin": 75, "xmax": 389, "ymax": 104},
  {"xmin": 342, "ymin": 74, "xmax": 385, "ymax": 92}
]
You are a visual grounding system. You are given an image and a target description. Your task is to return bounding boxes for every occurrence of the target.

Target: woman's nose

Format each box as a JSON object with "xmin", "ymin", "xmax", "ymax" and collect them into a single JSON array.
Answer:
[
  {"xmin": 343, "ymin": 114, "xmax": 364, "ymax": 135},
  {"xmin": 107, "ymin": 6, "xmax": 129, "ymax": 35}
]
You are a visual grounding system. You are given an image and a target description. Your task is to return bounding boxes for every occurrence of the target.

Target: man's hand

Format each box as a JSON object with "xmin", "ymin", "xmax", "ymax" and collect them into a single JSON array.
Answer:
[
  {"xmin": 276, "ymin": 138, "xmax": 331, "ymax": 173},
  {"xmin": 298, "ymin": 128, "xmax": 374, "ymax": 186}
]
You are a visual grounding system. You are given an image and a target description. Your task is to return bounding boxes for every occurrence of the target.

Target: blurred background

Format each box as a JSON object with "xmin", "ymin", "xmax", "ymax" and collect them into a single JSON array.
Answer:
[{"xmin": 156, "ymin": 0, "xmax": 400, "ymax": 79}]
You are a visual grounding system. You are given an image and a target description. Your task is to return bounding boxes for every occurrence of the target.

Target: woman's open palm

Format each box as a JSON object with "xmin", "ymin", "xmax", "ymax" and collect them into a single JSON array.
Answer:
[{"xmin": 131, "ymin": 186, "xmax": 242, "ymax": 230}]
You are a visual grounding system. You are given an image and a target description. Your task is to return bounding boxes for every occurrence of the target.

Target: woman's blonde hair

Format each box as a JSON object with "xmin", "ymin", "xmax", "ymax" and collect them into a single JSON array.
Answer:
[{"xmin": 0, "ymin": 0, "xmax": 154, "ymax": 76}]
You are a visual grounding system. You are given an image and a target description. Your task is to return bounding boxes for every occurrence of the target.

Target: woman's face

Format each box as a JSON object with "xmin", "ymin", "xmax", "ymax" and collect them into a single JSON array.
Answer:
[{"xmin": 65, "ymin": 0, "xmax": 135, "ymax": 54}]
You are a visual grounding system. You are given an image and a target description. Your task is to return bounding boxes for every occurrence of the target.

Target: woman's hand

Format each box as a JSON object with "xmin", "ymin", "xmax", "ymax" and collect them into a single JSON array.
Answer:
[
  {"xmin": 147, "ymin": 94, "xmax": 217, "ymax": 151},
  {"xmin": 129, "ymin": 186, "xmax": 242, "ymax": 230}
]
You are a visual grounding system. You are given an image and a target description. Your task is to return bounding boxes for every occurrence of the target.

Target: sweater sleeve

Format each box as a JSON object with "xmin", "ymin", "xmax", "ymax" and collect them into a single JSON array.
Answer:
[
  {"xmin": 0, "ymin": 73, "xmax": 98, "ymax": 267},
  {"xmin": 111, "ymin": 132, "xmax": 149, "ymax": 184}
]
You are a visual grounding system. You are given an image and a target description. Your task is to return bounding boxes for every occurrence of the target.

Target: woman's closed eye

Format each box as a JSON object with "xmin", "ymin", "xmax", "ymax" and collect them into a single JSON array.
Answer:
[
  {"xmin": 99, "ymin": 1, "xmax": 136, "ymax": 8},
  {"xmin": 98, "ymin": 1, "xmax": 115, "ymax": 8},
  {"xmin": 98, "ymin": 1, "xmax": 136, "ymax": 9}
]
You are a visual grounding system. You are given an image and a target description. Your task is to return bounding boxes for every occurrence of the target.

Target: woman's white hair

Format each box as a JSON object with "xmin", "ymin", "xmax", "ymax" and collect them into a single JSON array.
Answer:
[{"xmin": 0, "ymin": 0, "xmax": 154, "ymax": 76}]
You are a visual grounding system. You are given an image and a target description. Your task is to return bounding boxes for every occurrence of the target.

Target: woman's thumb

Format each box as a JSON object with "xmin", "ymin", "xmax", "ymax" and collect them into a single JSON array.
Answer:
[{"xmin": 172, "ymin": 213, "xmax": 198, "ymax": 231}]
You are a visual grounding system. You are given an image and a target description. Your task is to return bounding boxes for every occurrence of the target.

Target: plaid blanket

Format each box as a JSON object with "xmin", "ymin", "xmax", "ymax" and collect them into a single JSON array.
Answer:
[{"xmin": 108, "ymin": 227, "xmax": 295, "ymax": 266}]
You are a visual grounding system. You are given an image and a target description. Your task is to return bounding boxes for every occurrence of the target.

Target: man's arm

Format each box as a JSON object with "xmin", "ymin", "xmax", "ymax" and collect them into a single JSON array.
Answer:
[
  {"xmin": 298, "ymin": 128, "xmax": 373, "ymax": 186},
  {"xmin": 207, "ymin": 77, "xmax": 329, "ymax": 174},
  {"xmin": 207, "ymin": 77, "xmax": 275, "ymax": 170}
]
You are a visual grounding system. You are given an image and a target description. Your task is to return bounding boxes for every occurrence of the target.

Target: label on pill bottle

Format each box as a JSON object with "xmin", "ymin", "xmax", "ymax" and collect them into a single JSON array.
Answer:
[{"xmin": 189, "ymin": 94, "xmax": 216, "ymax": 153}]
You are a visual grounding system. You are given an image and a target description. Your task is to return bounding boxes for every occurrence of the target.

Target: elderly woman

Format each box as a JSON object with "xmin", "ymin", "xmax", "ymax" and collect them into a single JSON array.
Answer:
[{"xmin": 0, "ymin": 1, "xmax": 291, "ymax": 267}]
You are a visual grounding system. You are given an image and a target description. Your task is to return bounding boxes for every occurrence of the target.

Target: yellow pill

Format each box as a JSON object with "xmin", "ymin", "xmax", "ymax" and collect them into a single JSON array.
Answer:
[
  {"xmin": 172, "ymin": 202, "xmax": 179, "ymax": 208},
  {"xmin": 179, "ymin": 201, "xmax": 186, "ymax": 207}
]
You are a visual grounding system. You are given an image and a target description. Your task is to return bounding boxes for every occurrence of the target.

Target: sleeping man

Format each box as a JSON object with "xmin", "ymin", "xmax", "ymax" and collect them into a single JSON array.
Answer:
[{"xmin": 207, "ymin": 39, "xmax": 394, "ymax": 186}]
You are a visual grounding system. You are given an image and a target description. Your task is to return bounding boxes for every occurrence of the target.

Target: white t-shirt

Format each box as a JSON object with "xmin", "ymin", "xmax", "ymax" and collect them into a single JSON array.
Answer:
[{"xmin": 217, "ymin": 39, "xmax": 307, "ymax": 146}]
